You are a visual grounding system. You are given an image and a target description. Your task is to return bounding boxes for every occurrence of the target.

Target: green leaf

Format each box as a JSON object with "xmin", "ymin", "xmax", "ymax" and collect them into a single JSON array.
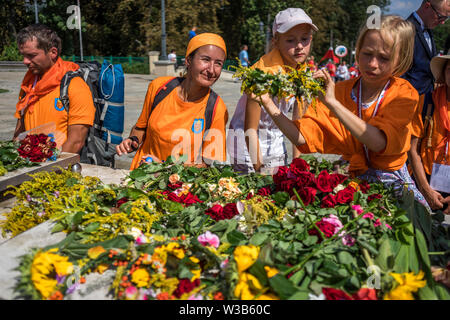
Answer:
[
  {"xmin": 303, "ymin": 235, "xmax": 318, "ymax": 246},
  {"xmin": 337, "ymin": 251, "xmax": 354, "ymax": 265},
  {"xmin": 247, "ymin": 260, "xmax": 269, "ymax": 287},
  {"xmin": 272, "ymin": 191, "xmax": 290, "ymax": 206},
  {"xmin": 288, "ymin": 290, "xmax": 310, "ymax": 300},
  {"xmin": 227, "ymin": 230, "xmax": 247, "ymax": 245},
  {"xmin": 84, "ymin": 222, "xmax": 100, "ymax": 233},
  {"xmin": 393, "ymin": 245, "xmax": 409, "ymax": 273},
  {"xmin": 289, "ymin": 269, "xmax": 306, "ymax": 285},
  {"xmin": 249, "ymin": 232, "xmax": 269, "ymax": 246},
  {"xmin": 51, "ymin": 223, "xmax": 65, "ymax": 234},
  {"xmin": 268, "ymin": 274, "xmax": 298, "ymax": 300}
]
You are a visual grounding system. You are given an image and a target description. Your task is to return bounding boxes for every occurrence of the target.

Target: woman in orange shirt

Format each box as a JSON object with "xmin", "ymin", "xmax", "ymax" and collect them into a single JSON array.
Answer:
[
  {"xmin": 116, "ymin": 33, "xmax": 228, "ymax": 170},
  {"xmin": 252, "ymin": 15, "xmax": 429, "ymax": 207},
  {"xmin": 409, "ymin": 52, "xmax": 450, "ymax": 214}
]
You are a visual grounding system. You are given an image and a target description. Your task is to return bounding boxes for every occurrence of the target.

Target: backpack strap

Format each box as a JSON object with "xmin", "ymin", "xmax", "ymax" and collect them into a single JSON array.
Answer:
[
  {"xmin": 150, "ymin": 77, "xmax": 184, "ymax": 116},
  {"xmin": 59, "ymin": 70, "xmax": 84, "ymax": 112}
]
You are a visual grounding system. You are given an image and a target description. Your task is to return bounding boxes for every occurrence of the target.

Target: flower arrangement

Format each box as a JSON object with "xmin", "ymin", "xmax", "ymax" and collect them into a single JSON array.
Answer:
[
  {"xmin": 6, "ymin": 156, "xmax": 450, "ymax": 300},
  {"xmin": 0, "ymin": 134, "xmax": 59, "ymax": 176}
]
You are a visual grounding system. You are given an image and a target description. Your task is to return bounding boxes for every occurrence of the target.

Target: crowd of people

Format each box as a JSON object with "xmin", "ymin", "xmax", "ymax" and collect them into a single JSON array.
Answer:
[{"xmin": 12, "ymin": 1, "xmax": 450, "ymax": 220}]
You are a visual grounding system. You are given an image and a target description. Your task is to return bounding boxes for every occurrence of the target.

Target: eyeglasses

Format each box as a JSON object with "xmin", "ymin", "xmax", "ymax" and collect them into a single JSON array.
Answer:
[{"xmin": 428, "ymin": 1, "xmax": 448, "ymax": 22}]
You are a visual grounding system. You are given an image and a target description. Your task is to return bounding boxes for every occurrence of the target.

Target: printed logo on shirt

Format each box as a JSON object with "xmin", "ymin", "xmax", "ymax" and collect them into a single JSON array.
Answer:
[
  {"xmin": 54, "ymin": 98, "xmax": 64, "ymax": 111},
  {"xmin": 192, "ymin": 118, "xmax": 204, "ymax": 134}
]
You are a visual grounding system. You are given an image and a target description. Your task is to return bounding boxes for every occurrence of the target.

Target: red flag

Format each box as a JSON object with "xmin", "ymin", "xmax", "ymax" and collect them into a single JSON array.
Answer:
[{"xmin": 320, "ymin": 47, "xmax": 339, "ymax": 64}]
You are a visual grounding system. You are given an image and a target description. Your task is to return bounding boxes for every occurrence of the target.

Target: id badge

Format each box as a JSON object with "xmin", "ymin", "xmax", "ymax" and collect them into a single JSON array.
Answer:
[{"xmin": 430, "ymin": 163, "xmax": 450, "ymax": 194}]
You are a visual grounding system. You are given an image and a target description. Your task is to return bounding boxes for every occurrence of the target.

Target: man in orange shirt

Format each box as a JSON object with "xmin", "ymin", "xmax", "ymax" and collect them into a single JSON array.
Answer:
[{"xmin": 13, "ymin": 24, "xmax": 95, "ymax": 154}]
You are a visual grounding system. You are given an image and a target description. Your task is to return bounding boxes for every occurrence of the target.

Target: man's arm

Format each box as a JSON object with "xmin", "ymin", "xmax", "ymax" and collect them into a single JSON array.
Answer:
[
  {"xmin": 62, "ymin": 124, "xmax": 90, "ymax": 154},
  {"xmin": 13, "ymin": 119, "xmax": 25, "ymax": 140}
]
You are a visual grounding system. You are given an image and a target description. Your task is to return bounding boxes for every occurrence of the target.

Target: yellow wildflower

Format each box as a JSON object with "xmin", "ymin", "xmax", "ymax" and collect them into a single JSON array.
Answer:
[
  {"xmin": 233, "ymin": 245, "xmax": 260, "ymax": 273},
  {"xmin": 165, "ymin": 242, "xmax": 185, "ymax": 259},
  {"xmin": 87, "ymin": 246, "xmax": 106, "ymax": 259},
  {"xmin": 131, "ymin": 268, "xmax": 150, "ymax": 288},
  {"xmin": 96, "ymin": 264, "xmax": 109, "ymax": 274},
  {"xmin": 384, "ymin": 286, "xmax": 414, "ymax": 300},
  {"xmin": 264, "ymin": 266, "xmax": 279, "ymax": 278}
]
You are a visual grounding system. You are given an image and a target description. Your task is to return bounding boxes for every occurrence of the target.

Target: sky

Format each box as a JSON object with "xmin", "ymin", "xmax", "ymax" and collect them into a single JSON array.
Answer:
[{"xmin": 385, "ymin": 0, "xmax": 422, "ymax": 18}]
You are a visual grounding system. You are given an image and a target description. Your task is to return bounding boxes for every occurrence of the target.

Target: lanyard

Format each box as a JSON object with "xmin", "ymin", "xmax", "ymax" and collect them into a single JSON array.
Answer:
[{"xmin": 356, "ymin": 79, "xmax": 391, "ymax": 164}]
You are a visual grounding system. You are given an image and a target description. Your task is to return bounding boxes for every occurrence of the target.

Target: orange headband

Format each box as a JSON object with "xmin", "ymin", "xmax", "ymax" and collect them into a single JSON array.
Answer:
[{"xmin": 185, "ymin": 33, "xmax": 227, "ymax": 58}]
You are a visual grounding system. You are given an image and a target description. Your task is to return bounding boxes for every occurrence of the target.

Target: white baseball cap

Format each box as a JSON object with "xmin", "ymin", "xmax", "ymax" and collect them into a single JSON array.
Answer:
[{"xmin": 272, "ymin": 8, "xmax": 318, "ymax": 36}]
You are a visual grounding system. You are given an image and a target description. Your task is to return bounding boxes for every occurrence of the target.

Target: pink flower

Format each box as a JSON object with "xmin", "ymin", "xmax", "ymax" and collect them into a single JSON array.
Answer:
[
  {"xmin": 342, "ymin": 234, "xmax": 356, "ymax": 247},
  {"xmin": 197, "ymin": 231, "xmax": 220, "ymax": 249},
  {"xmin": 374, "ymin": 219, "xmax": 382, "ymax": 227},
  {"xmin": 125, "ymin": 286, "xmax": 139, "ymax": 300},
  {"xmin": 351, "ymin": 205, "xmax": 364, "ymax": 215},
  {"xmin": 362, "ymin": 212, "xmax": 374, "ymax": 220},
  {"xmin": 385, "ymin": 223, "xmax": 392, "ymax": 230},
  {"xmin": 322, "ymin": 214, "xmax": 343, "ymax": 235},
  {"xmin": 188, "ymin": 294, "xmax": 203, "ymax": 300}
]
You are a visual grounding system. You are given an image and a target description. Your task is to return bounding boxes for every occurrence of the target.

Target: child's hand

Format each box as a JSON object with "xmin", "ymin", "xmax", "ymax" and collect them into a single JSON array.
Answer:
[
  {"xmin": 313, "ymin": 69, "xmax": 337, "ymax": 107},
  {"xmin": 248, "ymin": 92, "xmax": 272, "ymax": 108}
]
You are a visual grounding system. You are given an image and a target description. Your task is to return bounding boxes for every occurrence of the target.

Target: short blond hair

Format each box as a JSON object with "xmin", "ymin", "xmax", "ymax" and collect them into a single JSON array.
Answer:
[{"xmin": 355, "ymin": 15, "xmax": 415, "ymax": 77}]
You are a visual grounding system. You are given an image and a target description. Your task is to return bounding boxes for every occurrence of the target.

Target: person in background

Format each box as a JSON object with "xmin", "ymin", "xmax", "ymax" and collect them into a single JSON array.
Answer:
[
  {"xmin": 13, "ymin": 24, "xmax": 95, "ymax": 154},
  {"xmin": 256, "ymin": 15, "xmax": 430, "ymax": 207},
  {"xmin": 308, "ymin": 55, "xmax": 317, "ymax": 71},
  {"xmin": 336, "ymin": 61, "xmax": 350, "ymax": 82},
  {"xmin": 403, "ymin": 0, "xmax": 449, "ymax": 118},
  {"xmin": 188, "ymin": 26, "xmax": 197, "ymax": 40},
  {"xmin": 409, "ymin": 51, "xmax": 450, "ymax": 214},
  {"xmin": 117, "ymin": 33, "xmax": 229, "ymax": 170},
  {"xmin": 168, "ymin": 49, "xmax": 177, "ymax": 71},
  {"xmin": 227, "ymin": 8, "xmax": 316, "ymax": 174},
  {"xmin": 239, "ymin": 44, "xmax": 250, "ymax": 67},
  {"xmin": 326, "ymin": 59, "xmax": 337, "ymax": 82}
]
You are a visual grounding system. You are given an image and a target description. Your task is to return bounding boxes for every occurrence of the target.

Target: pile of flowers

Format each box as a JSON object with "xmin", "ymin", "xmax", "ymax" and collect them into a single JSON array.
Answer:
[
  {"xmin": 0, "ymin": 134, "xmax": 59, "ymax": 176},
  {"xmin": 5, "ymin": 155, "xmax": 449, "ymax": 300}
]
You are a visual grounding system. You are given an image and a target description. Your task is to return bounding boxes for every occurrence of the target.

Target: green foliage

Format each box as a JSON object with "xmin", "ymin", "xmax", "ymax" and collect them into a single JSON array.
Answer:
[{"xmin": 0, "ymin": 42, "xmax": 22, "ymax": 61}]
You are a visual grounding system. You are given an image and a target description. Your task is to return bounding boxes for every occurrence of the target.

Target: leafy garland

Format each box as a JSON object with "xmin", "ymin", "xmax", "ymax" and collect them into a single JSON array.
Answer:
[
  {"xmin": 232, "ymin": 61, "xmax": 325, "ymax": 109},
  {"xmin": 4, "ymin": 156, "xmax": 450, "ymax": 300}
]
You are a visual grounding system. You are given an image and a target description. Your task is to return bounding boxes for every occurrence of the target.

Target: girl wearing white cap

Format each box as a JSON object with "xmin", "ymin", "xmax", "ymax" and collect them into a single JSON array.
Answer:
[
  {"xmin": 409, "ymin": 51, "xmax": 450, "ymax": 214},
  {"xmin": 227, "ymin": 8, "xmax": 318, "ymax": 174}
]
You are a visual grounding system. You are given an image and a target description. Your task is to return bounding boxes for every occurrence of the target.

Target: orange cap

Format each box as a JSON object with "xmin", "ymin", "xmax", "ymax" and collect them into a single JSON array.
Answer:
[{"xmin": 185, "ymin": 33, "xmax": 227, "ymax": 58}]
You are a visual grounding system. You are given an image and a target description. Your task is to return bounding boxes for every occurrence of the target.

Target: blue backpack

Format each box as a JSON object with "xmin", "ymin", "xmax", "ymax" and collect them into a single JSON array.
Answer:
[{"xmin": 60, "ymin": 60, "xmax": 125, "ymax": 167}]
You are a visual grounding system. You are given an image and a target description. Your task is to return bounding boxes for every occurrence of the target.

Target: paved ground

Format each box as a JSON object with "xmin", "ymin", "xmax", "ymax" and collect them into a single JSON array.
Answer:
[{"xmin": 0, "ymin": 69, "xmax": 295, "ymax": 169}]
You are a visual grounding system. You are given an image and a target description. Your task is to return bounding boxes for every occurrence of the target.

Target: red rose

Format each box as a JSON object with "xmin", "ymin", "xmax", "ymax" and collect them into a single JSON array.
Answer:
[
  {"xmin": 280, "ymin": 179, "xmax": 297, "ymax": 195},
  {"xmin": 246, "ymin": 192, "xmax": 254, "ymax": 200},
  {"xmin": 296, "ymin": 187, "xmax": 317, "ymax": 206},
  {"xmin": 352, "ymin": 288, "xmax": 377, "ymax": 300},
  {"xmin": 308, "ymin": 220, "xmax": 336, "ymax": 242},
  {"xmin": 180, "ymin": 193, "xmax": 203, "ymax": 206},
  {"xmin": 205, "ymin": 204, "xmax": 225, "ymax": 221},
  {"xmin": 168, "ymin": 182, "xmax": 183, "ymax": 190},
  {"xmin": 290, "ymin": 158, "xmax": 310, "ymax": 172},
  {"xmin": 294, "ymin": 172, "xmax": 315, "ymax": 188},
  {"xmin": 329, "ymin": 173, "xmax": 348, "ymax": 189},
  {"xmin": 335, "ymin": 186, "xmax": 356, "ymax": 204},
  {"xmin": 315, "ymin": 171, "xmax": 333, "ymax": 193},
  {"xmin": 322, "ymin": 288, "xmax": 352, "ymax": 300},
  {"xmin": 359, "ymin": 181, "xmax": 371, "ymax": 193},
  {"xmin": 173, "ymin": 279, "xmax": 201, "ymax": 298},
  {"xmin": 116, "ymin": 197, "xmax": 129, "ymax": 208},
  {"xmin": 273, "ymin": 166, "xmax": 289, "ymax": 186},
  {"xmin": 321, "ymin": 194, "xmax": 337, "ymax": 208},
  {"xmin": 257, "ymin": 187, "xmax": 271, "ymax": 196},
  {"xmin": 368, "ymin": 194, "xmax": 382, "ymax": 202},
  {"xmin": 223, "ymin": 203, "xmax": 239, "ymax": 219},
  {"xmin": 168, "ymin": 192, "xmax": 183, "ymax": 203}
]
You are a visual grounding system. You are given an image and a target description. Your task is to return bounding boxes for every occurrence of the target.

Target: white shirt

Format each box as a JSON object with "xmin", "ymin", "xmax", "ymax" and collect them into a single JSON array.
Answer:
[
  {"xmin": 413, "ymin": 12, "xmax": 433, "ymax": 52},
  {"xmin": 168, "ymin": 53, "xmax": 177, "ymax": 62},
  {"xmin": 227, "ymin": 94, "xmax": 296, "ymax": 171}
]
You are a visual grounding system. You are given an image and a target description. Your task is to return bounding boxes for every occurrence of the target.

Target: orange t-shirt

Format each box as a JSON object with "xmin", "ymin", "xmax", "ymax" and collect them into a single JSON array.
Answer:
[
  {"xmin": 130, "ymin": 77, "xmax": 228, "ymax": 170},
  {"xmin": 15, "ymin": 77, "xmax": 95, "ymax": 143},
  {"xmin": 416, "ymin": 88, "xmax": 450, "ymax": 175},
  {"xmin": 295, "ymin": 76, "xmax": 420, "ymax": 176}
]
